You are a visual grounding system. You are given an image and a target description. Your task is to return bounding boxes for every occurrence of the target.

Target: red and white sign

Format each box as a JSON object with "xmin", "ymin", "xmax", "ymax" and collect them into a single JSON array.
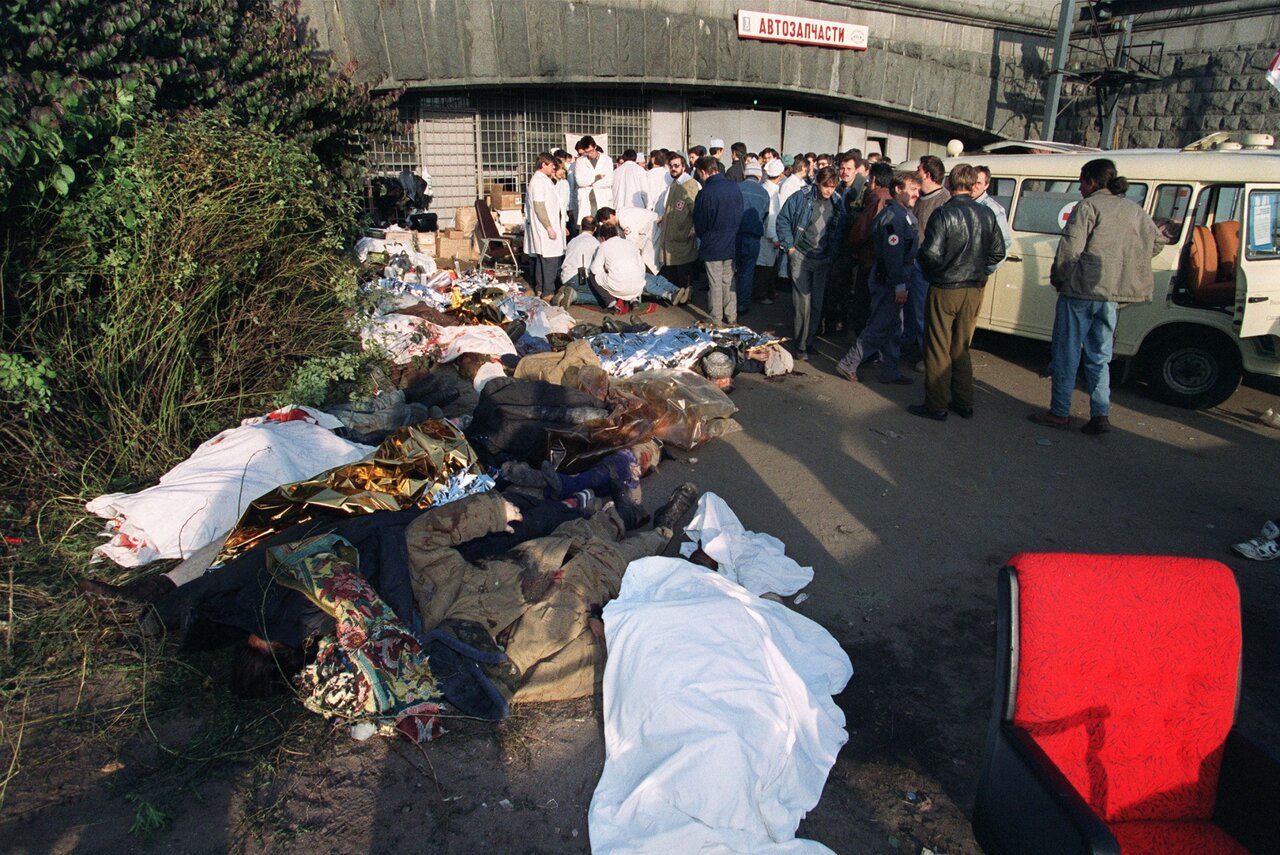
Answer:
[
  {"xmin": 737, "ymin": 10, "xmax": 868, "ymax": 51},
  {"xmin": 1267, "ymin": 48, "xmax": 1280, "ymax": 94}
]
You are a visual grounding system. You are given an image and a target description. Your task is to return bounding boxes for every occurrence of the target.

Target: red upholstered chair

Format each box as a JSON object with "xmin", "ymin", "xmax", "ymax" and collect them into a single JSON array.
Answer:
[{"xmin": 971, "ymin": 553, "xmax": 1280, "ymax": 855}]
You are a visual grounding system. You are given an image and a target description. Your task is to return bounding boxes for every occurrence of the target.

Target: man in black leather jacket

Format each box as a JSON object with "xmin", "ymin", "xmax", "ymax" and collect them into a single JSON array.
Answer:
[{"xmin": 907, "ymin": 163, "xmax": 1006, "ymax": 421}]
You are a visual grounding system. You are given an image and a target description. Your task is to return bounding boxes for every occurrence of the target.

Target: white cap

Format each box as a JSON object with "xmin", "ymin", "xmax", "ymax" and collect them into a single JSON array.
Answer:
[
  {"xmin": 744, "ymin": 163, "xmax": 763, "ymax": 178},
  {"xmin": 763, "ymin": 159, "xmax": 784, "ymax": 177},
  {"xmin": 709, "ymin": 138, "xmax": 725, "ymax": 150}
]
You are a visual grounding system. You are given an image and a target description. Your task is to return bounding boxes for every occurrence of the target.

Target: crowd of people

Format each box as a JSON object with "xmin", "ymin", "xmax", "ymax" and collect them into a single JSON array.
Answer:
[{"xmin": 529, "ymin": 138, "xmax": 1163, "ymax": 434}]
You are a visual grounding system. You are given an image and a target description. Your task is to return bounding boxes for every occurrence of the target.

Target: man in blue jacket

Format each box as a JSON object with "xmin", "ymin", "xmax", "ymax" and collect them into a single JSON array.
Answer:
[
  {"xmin": 692, "ymin": 155, "xmax": 744, "ymax": 325},
  {"xmin": 776, "ymin": 167, "xmax": 843, "ymax": 359},
  {"xmin": 835, "ymin": 170, "xmax": 921, "ymax": 384},
  {"xmin": 735, "ymin": 163, "xmax": 771, "ymax": 315}
]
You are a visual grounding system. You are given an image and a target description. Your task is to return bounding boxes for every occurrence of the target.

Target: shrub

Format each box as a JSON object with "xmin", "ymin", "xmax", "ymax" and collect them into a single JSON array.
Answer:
[{"xmin": 1, "ymin": 111, "xmax": 369, "ymax": 496}]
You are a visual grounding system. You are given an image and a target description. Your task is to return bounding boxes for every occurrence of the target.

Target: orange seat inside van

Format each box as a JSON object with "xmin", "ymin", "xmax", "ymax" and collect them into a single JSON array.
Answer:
[{"xmin": 1186, "ymin": 224, "xmax": 1235, "ymax": 306}]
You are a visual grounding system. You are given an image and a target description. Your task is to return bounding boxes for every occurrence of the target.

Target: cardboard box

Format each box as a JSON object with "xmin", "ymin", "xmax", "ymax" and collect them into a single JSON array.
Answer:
[
  {"xmin": 437, "ymin": 234, "xmax": 476, "ymax": 260},
  {"xmin": 413, "ymin": 231, "xmax": 436, "ymax": 255},
  {"xmin": 489, "ymin": 187, "xmax": 522, "ymax": 211},
  {"xmin": 382, "ymin": 226, "xmax": 415, "ymax": 255}
]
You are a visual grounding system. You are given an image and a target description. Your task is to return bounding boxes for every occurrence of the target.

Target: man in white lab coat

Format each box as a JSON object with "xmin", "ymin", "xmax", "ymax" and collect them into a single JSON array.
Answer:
[
  {"xmin": 524, "ymin": 152, "xmax": 566, "ymax": 299},
  {"xmin": 573, "ymin": 135, "xmax": 613, "ymax": 218},
  {"xmin": 612, "ymin": 149, "xmax": 648, "ymax": 210},
  {"xmin": 646, "ymin": 150, "xmax": 672, "ymax": 215}
]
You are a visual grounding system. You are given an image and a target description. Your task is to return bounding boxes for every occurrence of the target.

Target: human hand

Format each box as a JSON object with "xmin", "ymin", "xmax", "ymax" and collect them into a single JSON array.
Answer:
[
  {"xmin": 503, "ymin": 500, "xmax": 523, "ymax": 533},
  {"xmin": 547, "ymin": 228, "xmax": 557, "ymax": 240}
]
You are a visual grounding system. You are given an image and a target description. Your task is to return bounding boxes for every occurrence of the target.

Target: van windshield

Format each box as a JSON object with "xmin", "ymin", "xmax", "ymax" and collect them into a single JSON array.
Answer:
[{"xmin": 1012, "ymin": 180, "xmax": 1149, "ymax": 235}]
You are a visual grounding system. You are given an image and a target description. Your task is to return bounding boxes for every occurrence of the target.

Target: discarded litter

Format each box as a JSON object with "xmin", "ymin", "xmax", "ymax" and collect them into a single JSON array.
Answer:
[
  {"xmin": 872, "ymin": 427, "xmax": 903, "ymax": 439},
  {"xmin": 1036, "ymin": 438, "xmax": 1054, "ymax": 446},
  {"xmin": 794, "ymin": 593, "xmax": 810, "ymax": 605},
  {"xmin": 1261, "ymin": 408, "xmax": 1280, "ymax": 429},
  {"xmin": 498, "ymin": 798, "xmax": 514, "ymax": 811}
]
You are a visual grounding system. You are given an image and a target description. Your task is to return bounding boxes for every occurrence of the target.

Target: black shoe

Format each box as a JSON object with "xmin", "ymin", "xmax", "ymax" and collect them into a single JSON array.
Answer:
[
  {"xmin": 503, "ymin": 320, "xmax": 526, "ymax": 342},
  {"xmin": 653, "ymin": 482, "xmax": 698, "ymax": 532},
  {"xmin": 1081, "ymin": 415, "xmax": 1111, "ymax": 435},
  {"xmin": 907, "ymin": 404, "xmax": 947, "ymax": 422},
  {"xmin": 948, "ymin": 402, "xmax": 974, "ymax": 419},
  {"xmin": 79, "ymin": 574, "xmax": 176, "ymax": 605}
]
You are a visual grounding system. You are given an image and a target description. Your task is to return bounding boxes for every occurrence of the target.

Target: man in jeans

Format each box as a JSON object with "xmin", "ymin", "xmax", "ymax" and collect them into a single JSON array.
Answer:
[
  {"xmin": 1029, "ymin": 158, "xmax": 1163, "ymax": 435},
  {"xmin": 692, "ymin": 155, "xmax": 744, "ymax": 326},
  {"xmin": 907, "ymin": 164, "xmax": 1004, "ymax": 421},
  {"xmin": 776, "ymin": 167, "xmax": 844, "ymax": 359}
]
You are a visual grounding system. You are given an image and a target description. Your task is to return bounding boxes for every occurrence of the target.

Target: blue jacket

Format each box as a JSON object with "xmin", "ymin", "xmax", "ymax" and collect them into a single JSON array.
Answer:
[
  {"xmin": 737, "ymin": 180, "xmax": 771, "ymax": 240},
  {"xmin": 692, "ymin": 173, "xmax": 744, "ymax": 261},
  {"xmin": 871, "ymin": 199, "xmax": 918, "ymax": 294},
  {"xmin": 776, "ymin": 185, "xmax": 843, "ymax": 263}
]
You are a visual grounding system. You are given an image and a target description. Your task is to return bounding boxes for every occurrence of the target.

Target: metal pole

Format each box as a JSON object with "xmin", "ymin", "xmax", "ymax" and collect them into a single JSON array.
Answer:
[
  {"xmin": 1042, "ymin": 0, "xmax": 1077, "ymax": 142},
  {"xmin": 1099, "ymin": 16, "xmax": 1134, "ymax": 149}
]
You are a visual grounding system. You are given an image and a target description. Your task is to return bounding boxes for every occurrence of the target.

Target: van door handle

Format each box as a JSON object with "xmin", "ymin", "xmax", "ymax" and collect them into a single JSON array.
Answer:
[
  {"xmin": 1248, "ymin": 296, "xmax": 1267, "ymax": 303},
  {"xmin": 1007, "ymin": 255, "xmax": 1023, "ymax": 263}
]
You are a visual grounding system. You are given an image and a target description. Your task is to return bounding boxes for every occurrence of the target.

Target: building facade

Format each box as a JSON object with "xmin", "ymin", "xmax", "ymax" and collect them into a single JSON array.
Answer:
[{"xmin": 298, "ymin": 0, "xmax": 1278, "ymax": 224}]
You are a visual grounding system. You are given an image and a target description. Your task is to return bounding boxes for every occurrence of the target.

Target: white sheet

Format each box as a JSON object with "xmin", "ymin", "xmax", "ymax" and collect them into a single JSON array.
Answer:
[
  {"xmin": 589, "ymin": 557, "xmax": 852, "ymax": 854},
  {"xmin": 86, "ymin": 421, "xmax": 373, "ymax": 567},
  {"xmin": 679, "ymin": 492, "xmax": 814, "ymax": 596}
]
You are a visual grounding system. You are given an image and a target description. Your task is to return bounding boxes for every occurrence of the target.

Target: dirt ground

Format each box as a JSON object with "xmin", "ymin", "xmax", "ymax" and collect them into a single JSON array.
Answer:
[{"xmin": 5, "ymin": 295, "xmax": 1280, "ymax": 854}]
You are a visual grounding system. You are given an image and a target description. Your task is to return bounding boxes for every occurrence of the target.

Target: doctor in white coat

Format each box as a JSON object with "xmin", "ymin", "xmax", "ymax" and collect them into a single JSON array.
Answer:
[
  {"xmin": 612, "ymin": 149, "xmax": 648, "ymax": 210},
  {"xmin": 524, "ymin": 152, "xmax": 566, "ymax": 298},
  {"xmin": 573, "ymin": 135, "xmax": 613, "ymax": 218}
]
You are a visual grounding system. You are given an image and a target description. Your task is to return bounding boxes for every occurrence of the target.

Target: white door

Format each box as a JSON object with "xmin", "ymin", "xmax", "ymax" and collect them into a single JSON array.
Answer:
[
  {"xmin": 417, "ymin": 108, "xmax": 480, "ymax": 228},
  {"xmin": 1238, "ymin": 184, "xmax": 1280, "ymax": 338},
  {"xmin": 687, "ymin": 109, "xmax": 782, "ymax": 156},
  {"xmin": 783, "ymin": 112, "xmax": 840, "ymax": 157}
]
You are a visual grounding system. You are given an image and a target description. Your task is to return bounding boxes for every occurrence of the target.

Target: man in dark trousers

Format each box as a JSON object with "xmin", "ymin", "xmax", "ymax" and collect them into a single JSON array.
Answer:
[
  {"xmin": 907, "ymin": 163, "xmax": 1005, "ymax": 422},
  {"xmin": 692, "ymin": 155, "xmax": 744, "ymax": 326},
  {"xmin": 835, "ymin": 170, "xmax": 921, "ymax": 385}
]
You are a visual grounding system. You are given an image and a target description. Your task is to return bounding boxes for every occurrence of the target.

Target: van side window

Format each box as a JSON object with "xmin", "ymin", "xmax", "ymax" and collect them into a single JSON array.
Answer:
[
  {"xmin": 1192, "ymin": 185, "xmax": 1242, "ymax": 227},
  {"xmin": 1152, "ymin": 184, "xmax": 1191, "ymax": 244},
  {"xmin": 989, "ymin": 177, "xmax": 1016, "ymax": 218},
  {"xmin": 1246, "ymin": 190, "xmax": 1280, "ymax": 261},
  {"xmin": 1011, "ymin": 180, "xmax": 1148, "ymax": 235}
]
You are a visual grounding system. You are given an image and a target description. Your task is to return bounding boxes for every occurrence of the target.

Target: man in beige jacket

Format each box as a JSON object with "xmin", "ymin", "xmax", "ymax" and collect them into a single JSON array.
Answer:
[{"xmin": 1030, "ymin": 158, "xmax": 1163, "ymax": 435}]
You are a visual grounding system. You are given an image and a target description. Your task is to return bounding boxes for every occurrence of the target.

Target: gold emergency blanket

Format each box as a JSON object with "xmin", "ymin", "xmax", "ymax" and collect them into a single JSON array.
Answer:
[{"xmin": 217, "ymin": 420, "xmax": 482, "ymax": 562}]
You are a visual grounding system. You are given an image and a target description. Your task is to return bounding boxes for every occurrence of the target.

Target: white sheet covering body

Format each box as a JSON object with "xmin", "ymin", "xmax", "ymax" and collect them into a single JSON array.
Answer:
[
  {"xmin": 87, "ymin": 420, "xmax": 373, "ymax": 566},
  {"xmin": 679, "ymin": 492, "xmax": 814, "ymax": 596},
  {"xmin": 589, "ymin": 557, "xmax": 853, "ymax": 855}
]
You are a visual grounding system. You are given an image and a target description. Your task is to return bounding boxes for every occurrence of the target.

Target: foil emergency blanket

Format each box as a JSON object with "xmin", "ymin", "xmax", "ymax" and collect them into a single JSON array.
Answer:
[
  {"xmin": 363, "ymin": 271, "xmax": 525, "ymax": 314},
  {"xmin": 216, "ymin": 421, "xmax": 489, "ymax": 564},
  {"xmin": 588, "ymin": 326, "xmax": 783, "ymax": 377}
]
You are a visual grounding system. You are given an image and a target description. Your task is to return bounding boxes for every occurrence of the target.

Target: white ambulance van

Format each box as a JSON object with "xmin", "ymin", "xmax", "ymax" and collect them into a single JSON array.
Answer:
[{"xmin": 944, "ymin": 139, "xmax": 1280, "ymax": 408}]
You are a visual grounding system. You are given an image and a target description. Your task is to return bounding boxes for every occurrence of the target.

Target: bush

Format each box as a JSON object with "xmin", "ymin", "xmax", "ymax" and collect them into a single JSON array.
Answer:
[{"xmin": 1, "ymin": 111, "xmax": 370, "ymax": 497}]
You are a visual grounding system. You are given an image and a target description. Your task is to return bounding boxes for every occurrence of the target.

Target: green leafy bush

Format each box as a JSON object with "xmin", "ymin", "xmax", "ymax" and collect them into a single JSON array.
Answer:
[{"xmin": 2, "ymin": 112, "xmax": 370, "ymax": 496}]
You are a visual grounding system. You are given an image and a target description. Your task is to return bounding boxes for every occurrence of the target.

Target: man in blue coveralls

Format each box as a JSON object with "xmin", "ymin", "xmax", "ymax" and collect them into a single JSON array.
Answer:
[{"xmin": 834, "ymin": 170, "xmax": 922, "ymax": 384}]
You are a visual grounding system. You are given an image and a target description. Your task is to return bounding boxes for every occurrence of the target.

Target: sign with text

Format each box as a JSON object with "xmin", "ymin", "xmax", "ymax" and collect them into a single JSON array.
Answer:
[{"xmin": 737, "ymin": 10, "xmax": 868, "ymax": 51}]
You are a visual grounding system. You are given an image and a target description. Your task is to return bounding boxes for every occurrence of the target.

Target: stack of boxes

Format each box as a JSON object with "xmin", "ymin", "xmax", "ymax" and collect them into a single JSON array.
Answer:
[{"xmin": 487, "ymin": 186, "xmax": 524, "ymax": 236}]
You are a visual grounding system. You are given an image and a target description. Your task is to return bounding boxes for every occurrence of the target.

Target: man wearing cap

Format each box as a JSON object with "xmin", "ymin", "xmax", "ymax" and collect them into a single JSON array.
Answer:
[
  {"xmin": 573, "ymin": 135, "xmax": 613, "ymax": 216},
  {"xmin": 754, "ymin": 157, "xmax": 786, "ymax": 305},
  {"xmin": 735, "ymin": 162, "xmax": 770, "ymax": 314},
  {"xmin": 708, "ymin": 139, "xmax": 726, "ymax": 173},
  {"xmin": 692, "ymin": 155, "xmax": 744, "ymax": 326}
]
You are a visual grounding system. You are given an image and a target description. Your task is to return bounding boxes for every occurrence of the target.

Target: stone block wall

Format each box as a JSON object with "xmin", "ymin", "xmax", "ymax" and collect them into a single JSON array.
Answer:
[{"xmin": 1057, "ymin": 8, "xmax": 1280, "ymax": 148}]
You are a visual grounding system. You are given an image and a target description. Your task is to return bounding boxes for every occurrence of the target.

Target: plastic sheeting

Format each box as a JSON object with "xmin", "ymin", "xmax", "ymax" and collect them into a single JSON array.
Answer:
[
  {"xmin": 589, "ymin": 556, "xmax": 853, "ymax": 854},
  {"xmin": 86, "ymin": 420, "xmax": 373, "ymax": 567},
  {"xmin": 613, "ymin": 369, "xmax": 739, "ymax": 450},
  {"xmin": 589, "ymin": 326, "xmax": 783, "ymax": 377},
  {"xmin": 679, "ymin": 492, "xmax": 814, "ymax": 596}
]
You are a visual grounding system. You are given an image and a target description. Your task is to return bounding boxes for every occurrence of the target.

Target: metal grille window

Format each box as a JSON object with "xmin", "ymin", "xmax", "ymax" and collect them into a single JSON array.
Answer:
[{"xmin": 474, "ymin": 91, "xmax": 650, "ymax": 192}]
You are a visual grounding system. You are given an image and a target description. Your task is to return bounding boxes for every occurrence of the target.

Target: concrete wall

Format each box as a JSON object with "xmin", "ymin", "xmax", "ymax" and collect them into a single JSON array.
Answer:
[
  {"xmin": 299, "ymin": 0, "xmax": 1057, "ymax": 141},
  {"xmin": 1057, "ymin": 2, "xmax": 1280, "ymax": 148}
]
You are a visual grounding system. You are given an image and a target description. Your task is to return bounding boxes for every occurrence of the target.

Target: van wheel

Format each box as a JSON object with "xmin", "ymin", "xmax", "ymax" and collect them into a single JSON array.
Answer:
[{"xmin": 1139, "ymin": 328, "xmax": 1241, "ymax": 409}]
